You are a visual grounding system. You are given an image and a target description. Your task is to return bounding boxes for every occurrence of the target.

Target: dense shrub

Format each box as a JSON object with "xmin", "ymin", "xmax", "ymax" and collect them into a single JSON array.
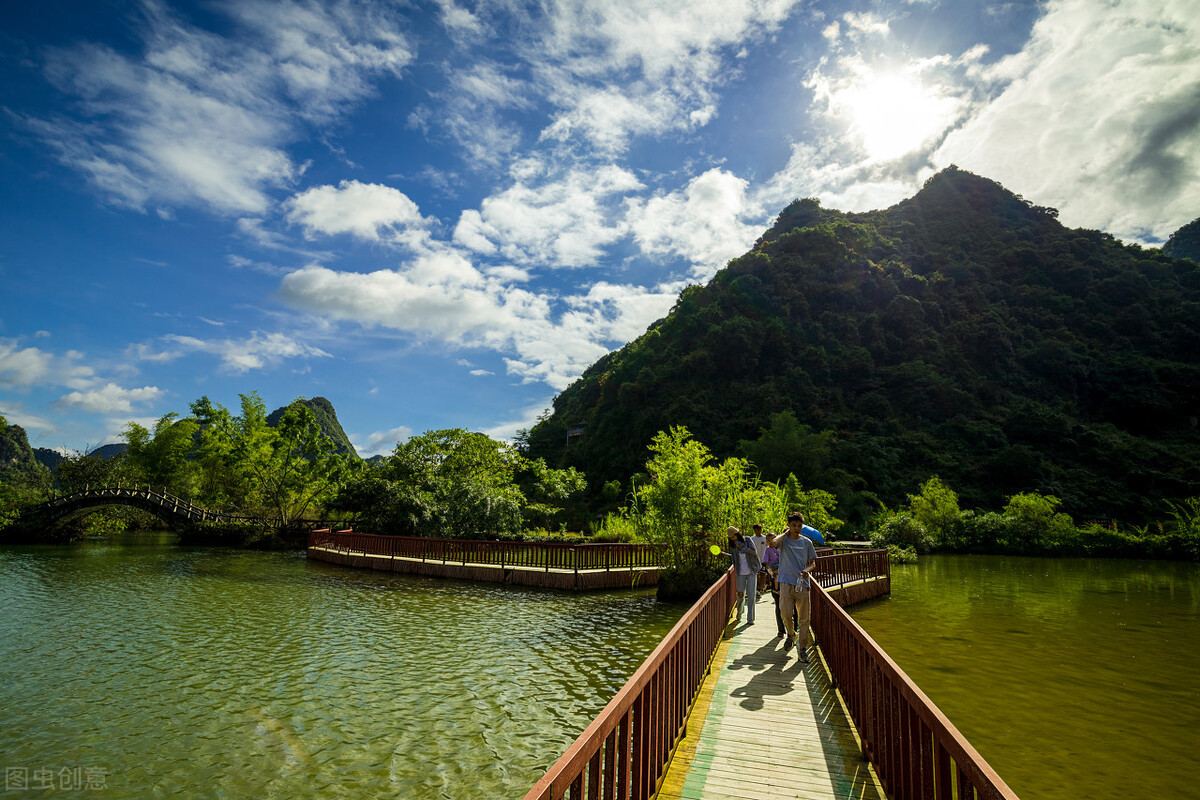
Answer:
[{"xmin": 870, "ymin": 513, "xmax": 932, "ymax": 553}]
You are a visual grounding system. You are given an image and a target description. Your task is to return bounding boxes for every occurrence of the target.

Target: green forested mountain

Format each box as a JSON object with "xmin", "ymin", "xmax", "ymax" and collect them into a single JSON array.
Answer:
[
  {"xmin": 266, "ymin": 396, "xmax": 359, "ymax": 458},
  {"xmin": 525, "ymin": 167, "xmax": 1200, "ymax": 525},
  {"xmin": 1163, "ymin": 217, "xmax": 1200, "ymax": 262},
  {"xmin": 1, "ymin": 420, "xmax": 52, "ymax": 490}
]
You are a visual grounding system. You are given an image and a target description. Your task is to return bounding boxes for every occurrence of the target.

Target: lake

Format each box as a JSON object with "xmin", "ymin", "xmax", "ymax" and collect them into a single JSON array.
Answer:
[
  {"xmin": 0, "ymin": 535, "xmax": 687, "ymax": 798},
  {"xmin": 849, "ymin": 554, "xmax": 1200, "ymax": 800}
]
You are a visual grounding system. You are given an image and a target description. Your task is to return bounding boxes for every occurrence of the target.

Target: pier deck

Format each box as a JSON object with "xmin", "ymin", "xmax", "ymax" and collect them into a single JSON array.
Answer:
[
  {"xmin": 659, "ymin": 592, "xmax": 884, "ymax": 800},
  {"xmin": 307, "ymin": 543, "xmax": 660, "ymax": 590}
]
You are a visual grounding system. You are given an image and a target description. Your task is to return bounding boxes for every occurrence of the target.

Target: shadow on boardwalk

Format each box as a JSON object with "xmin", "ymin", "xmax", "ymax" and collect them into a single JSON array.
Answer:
[{"xmin": 658, "ymin": 594, "xmax": 884, "ymax": 800}]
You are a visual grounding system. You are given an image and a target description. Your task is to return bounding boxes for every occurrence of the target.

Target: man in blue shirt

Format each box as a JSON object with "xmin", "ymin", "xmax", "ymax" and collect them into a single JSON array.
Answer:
[{"xmin": 765, "ymin": 511, "xmax": 819, "ymax": 662}]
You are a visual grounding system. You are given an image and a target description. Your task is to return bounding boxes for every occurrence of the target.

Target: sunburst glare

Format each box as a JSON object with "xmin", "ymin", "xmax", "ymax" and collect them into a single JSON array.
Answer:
[{"xmin": 837, "ymin": 71, "xmax": 959, "ymax": 162}]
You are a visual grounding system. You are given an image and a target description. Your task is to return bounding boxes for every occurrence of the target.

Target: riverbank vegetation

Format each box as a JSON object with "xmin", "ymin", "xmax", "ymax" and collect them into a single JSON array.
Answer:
[
  {"xmin": 5, "ymin": 404, "xmax": 1200, "ymax": 564},
  {"xmin": 872, "ymin": 476, "xmax": 1200, "ymax": 560}
]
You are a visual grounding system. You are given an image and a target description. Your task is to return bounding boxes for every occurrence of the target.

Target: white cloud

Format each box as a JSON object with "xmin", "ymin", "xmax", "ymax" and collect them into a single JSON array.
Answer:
[
  {"xmin": 163, "ymin": 330, "xmax": 331, "ymax": 372},
  {"xmin": 129, "ymin": 343, "xmax": 182, "ymax": 363},
  {"xmin": 809, "ymin": 56, "xmax": 966, "ymax": 163},
  {"xmin": 0, "ymin": 339, "xmax": 96, "ymax": 391},
  {"xmin": 285, "ymin": 180, "xmax": 428, "ymax": 242},
  {"xmin": 435, "ymin": 0, "xmax": 485, "ymax": 43},
  {"xmin": 278, "ymin": 259, "xmax": 543, "ymax": 347},
  {"xmin": 277, "ymin": 250, "xmax": 682, "ymax": 391},
  {"xmin": 539, "ymin": 85, "xmax": 688, "ymax": 155},
  {"xmin": 482, "ymin": 400, "xmax": 553, "ymax": 442},
  {"xmin": 527, "ymin": 0, "xmax": 803, "ymax": 153},
  {"xmin": 484, "ymin": 265, "xmax": 532, "ymax": 283},
  {"xmin": 761, "ymin": 0, "xmax": 1200, "ymax": 242},
  {"xmin": 353, "ymin": 425, "xmax": 413, "ymax": 458},
  {"xmin": 629, "ymin": 168, "xmax": 764, "ymax": 280},
  {"xmin": 0, "ymin": 340, "xmax": 54, "ymax": 389},
  {"xmin": 33, "ymin": 0, "xmax": 412, "ymax": 215},
  {"xmin": 453, "ymin": 166, "xmax": 643, "ymax": 268},
  {"xmin": 469, "ymin": 369, "xmax": 494, "ymax": 376},
  {"xmin": 57, "ymin": 383, "xmax": 164, "ymax": 415},
  {"xmin": 933, "ymin": 0, "xmax": 1200, "ymax": 241},
  {"xmin": 223, "ymin": 0, "xmax": 411, "ymax": 119},
  {"xmin": 0, "ymin": 402, "xmax": 57, "ymax": 433},
  {"xmin": 452, "ymin": 63, "xmax": 531, "ymax": 110},
  {"xmin": 227, "ymin": 254, "xmax": 293, "ymax": 277}
]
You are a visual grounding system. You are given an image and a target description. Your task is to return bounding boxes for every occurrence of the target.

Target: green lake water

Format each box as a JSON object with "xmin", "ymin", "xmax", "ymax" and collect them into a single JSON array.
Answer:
[
  {"xmin": 849, "ymin": 554, "xmax": 1200, "ymax": 800},
  {"xmin": 0, "ymin": 535, "xmax": 687, "ymax": 799}
]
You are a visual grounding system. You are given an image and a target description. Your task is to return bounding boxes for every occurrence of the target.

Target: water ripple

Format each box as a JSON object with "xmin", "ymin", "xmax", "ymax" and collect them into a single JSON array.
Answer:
[{"xmin": 0, "ymin": 540, "xmax": 686, "ymax": 799}]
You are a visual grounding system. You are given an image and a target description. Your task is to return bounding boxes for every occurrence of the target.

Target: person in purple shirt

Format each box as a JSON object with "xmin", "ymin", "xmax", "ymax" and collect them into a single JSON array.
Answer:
[{"xmin": 764, "ymin": 511, "xmax": 819, "ymax": 662}]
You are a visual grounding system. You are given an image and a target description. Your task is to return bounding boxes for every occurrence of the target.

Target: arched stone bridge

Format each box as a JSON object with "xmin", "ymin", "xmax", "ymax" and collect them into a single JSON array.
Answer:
[
  {"xmin": 29, "ymin": 485, "xmax": 253, "ymax": 528},
  {"xmin": 25, "ymin": 485, "xmax": 347, "ymax": 532}
]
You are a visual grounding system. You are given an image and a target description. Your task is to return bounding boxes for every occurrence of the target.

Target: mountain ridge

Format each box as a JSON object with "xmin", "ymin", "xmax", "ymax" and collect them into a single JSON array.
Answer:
[{"xmin": 524, "ymin": 167, "xmax": 1200, "ymax": 525}]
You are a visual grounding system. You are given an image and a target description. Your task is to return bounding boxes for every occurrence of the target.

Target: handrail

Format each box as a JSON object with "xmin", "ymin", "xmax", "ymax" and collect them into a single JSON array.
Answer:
[
  {"xmin": 522, "ymin": 550, "xmax": 894, "ymax": 800},
  {"xmin": 307, "ymin": 530, "xmax": 664, "ymax": 571},
  {"xmin": 523, "ymin": 569, "xmax": 736, "ymax": 800},
  {"xmin": 812, "ymin": 548, "xmax": 891, "ymax": 590},
  {"xmin": 811, "ymin": 581, "xmax": 1021, "ymax": 800}
]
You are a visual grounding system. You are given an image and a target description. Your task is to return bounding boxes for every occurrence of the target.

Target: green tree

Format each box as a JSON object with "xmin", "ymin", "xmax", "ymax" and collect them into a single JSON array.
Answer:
[
  {"xmin": 0, "ymin": 415, "xmax": 52, "ymax": 497},
  {"xmin": 624, "ymin": 427, "xmax": 842, "ymax": 570},
  {"xmin": 55, "ymin": 450, "xmax": 137, "ymax": 493},
  {"xmin": 633, "ymin": 427, "xmax": 717, "ymax": 568},
  {"xmin": 232, "ymin": 395, "xmax": 349, "ymax": 528},
  {"xmin": 519, "ymin": 458, "xmax": 587, "ymax": 530},
  {"xmin": 907, "ymin": 476, "xmax": 961, "ymax": 547},
  {"xmin": 123, "ymin": 413, "xmax": 200, "ymax": 497},
  {"xmin": 999, "ymin": 492, "xmax": 1076, "ymax": 553},
  {"xmin": 738, "ymin": 410, "xmax": 834, "ymax": 485},
  {"xmin": 335, "ymin": 429, "xmax": 530, "ymax": 538},
  {"xmin": 188, "ymin": 395, "xmax": 241, "ymax": 508}
]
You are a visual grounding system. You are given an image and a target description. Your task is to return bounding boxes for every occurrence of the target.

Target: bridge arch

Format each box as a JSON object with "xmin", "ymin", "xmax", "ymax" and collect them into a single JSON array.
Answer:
[{"xmin": 29, "ymin": 486, "xmax": 250, "ymax": 530}]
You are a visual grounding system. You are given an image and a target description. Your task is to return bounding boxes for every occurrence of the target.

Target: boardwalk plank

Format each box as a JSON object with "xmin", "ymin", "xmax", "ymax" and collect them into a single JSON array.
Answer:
[{"xmin": 657, "ymin": 594, "xmax": 883, "ymax": 800}]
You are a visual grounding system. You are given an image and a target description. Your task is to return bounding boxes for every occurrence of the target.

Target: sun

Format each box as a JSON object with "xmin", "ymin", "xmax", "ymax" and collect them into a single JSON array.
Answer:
[{"xmin": 838, "ymin": 72, "xmax": 956, "ymax": 162}]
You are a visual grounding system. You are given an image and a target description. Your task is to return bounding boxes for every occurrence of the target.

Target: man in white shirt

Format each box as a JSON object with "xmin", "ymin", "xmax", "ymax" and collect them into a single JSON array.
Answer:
[{"xmin": 750, "ymin": 523, "xmax": 768, "ymax": 597}]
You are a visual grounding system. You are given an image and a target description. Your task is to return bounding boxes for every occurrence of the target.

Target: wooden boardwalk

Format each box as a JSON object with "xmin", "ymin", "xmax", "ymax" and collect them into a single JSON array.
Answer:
[{"xmin": 658, "ymin": 592, "xmax": 884, "ymax": 800}]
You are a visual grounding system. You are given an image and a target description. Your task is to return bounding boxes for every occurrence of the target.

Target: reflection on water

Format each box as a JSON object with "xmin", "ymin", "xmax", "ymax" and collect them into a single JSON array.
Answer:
[
  {"xmin": 0, "ymin": 536, "xmax": 686, "ymax": 798},
  {"xmin": 850, "ymin": 555, "xmax": 1200, "ymax": 800}
]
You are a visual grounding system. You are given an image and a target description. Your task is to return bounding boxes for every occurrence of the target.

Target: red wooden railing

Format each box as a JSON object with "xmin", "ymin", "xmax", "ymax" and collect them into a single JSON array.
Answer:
[
  {"xmin": 522, "ymin": 549, "xmax": 898, "ymax": 800},
  {"xmin": 523, "ymin": 569, "xmax": 737, "ymax": 800},
  {"xmin": 308, "ymin": 530, "xmax": 663, "ymax": 572},
  {"xmin": 811, "ymin": 581, "xmax": 1021, "ymax": 800},
  {"xmin": 812, "ymin": 548, "xmax": 891, "ymax": 589}
]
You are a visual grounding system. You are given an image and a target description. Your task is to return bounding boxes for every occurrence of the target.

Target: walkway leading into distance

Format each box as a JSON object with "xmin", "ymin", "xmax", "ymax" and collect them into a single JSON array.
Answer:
[{"xmin": 659, "ymin": 592, "xmax": 884, "ymax": 800}]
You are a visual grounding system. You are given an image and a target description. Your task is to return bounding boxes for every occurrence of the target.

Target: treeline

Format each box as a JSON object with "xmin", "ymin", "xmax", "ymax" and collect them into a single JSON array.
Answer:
[
  {"xmin": 5, "ymin": 406, "xmax": 1200, "ymax": 562},
  {"xmin": 0, "ymin": 397, "xmax": 592, "ymax": 545},
  {"xmin": 873, "ymin": 477, "xmax": 1200, "ymax": 561},
  {"xmin": 330, "ymin": 428, "xmax": 587, "ymax": 540}
]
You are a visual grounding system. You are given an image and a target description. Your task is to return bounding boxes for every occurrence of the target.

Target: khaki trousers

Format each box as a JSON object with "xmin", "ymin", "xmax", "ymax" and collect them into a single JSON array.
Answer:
[{"xmin": 778, "ymin": 582, "xmax": 811, "ymax": 648}]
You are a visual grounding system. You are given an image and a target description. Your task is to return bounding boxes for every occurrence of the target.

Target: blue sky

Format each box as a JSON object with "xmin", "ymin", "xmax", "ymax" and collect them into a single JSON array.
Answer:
[{"xmin": 2, "ymin": 0, "xmax": 1197, "ymax": 456}]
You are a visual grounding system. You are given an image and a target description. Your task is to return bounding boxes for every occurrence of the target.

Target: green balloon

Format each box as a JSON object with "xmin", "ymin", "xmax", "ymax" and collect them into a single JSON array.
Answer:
[{"xmin": 709, "ymin": 544, "xmax": 721, "ymax": 555}]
